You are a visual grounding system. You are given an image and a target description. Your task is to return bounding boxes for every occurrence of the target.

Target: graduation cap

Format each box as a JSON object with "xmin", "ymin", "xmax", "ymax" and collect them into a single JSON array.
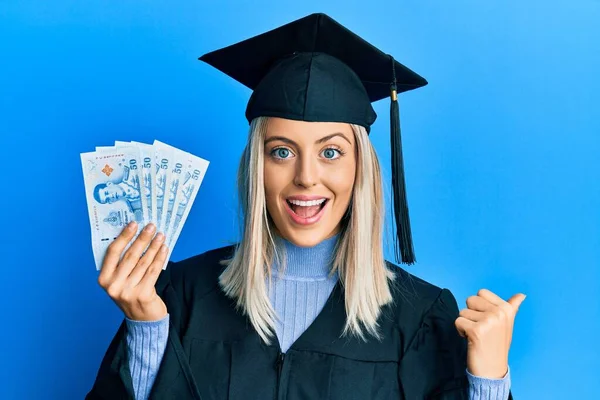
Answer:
[{"xmin": 199, "ymin": 13, "xmax": 427, "ymax": 265}]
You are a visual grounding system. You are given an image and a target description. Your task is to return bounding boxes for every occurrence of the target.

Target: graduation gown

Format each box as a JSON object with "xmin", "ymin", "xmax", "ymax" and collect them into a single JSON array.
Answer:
[{"xmin": 86, "ymin": 245, "xmax": 514, "ymax": 400}]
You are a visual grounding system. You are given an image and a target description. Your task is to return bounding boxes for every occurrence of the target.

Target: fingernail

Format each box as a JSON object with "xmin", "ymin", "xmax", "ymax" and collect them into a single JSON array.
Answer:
[
  {"xmin": 161, "ymin": 244, "xmax": 168, "ymax": 253},
  {"xmin": 145, "ymin": 223, "xmax": 155, "ymax": 233},
  {"xmin": 128, "ymin": 221, "xmax": 137, "ymax": 230},
  {"xmin": 155, "ymin": 232, "xmax": 165, "ymax": 242}
]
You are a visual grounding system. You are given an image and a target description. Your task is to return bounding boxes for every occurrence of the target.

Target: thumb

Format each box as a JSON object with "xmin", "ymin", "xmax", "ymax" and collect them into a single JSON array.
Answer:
[{"xmin": 508, "ymin": 293, "xmax": 527, "ymax": 312}]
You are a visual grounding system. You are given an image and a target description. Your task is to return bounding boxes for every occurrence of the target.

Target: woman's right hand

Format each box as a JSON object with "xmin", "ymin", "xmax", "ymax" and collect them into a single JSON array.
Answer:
[{"xmin": 97, "ymin": 221, "xmax": 169, "ymax": 321}]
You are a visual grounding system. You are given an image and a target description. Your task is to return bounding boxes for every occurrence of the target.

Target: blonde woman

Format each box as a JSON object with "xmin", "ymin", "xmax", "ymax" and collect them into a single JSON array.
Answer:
[{"xmin": 87, "ymin": 14, "xmax": 522, "ymax": 400}]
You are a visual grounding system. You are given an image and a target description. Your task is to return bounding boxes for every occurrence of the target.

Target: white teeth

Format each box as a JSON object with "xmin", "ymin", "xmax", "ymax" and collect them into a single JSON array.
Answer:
[{"xmin": 288, "ymin": 198, "xmax": 326, "ymax": 207}]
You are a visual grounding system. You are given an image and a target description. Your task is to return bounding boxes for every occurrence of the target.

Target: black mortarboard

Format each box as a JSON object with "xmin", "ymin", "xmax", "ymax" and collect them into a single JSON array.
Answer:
[{"xmin": 199, "ymin": 13, "xmax": 427, "ymax": 265}]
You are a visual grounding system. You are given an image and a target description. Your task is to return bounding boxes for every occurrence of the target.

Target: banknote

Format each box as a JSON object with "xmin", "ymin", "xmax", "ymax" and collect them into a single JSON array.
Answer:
[
  {"xmin": 154, "ymin": 142, "xmax": 192, "ymax": 245},
  {"xmin": 154, "ymin": 141, "xmax": 174, "ymax": 235},
  {"xmin": 81, "ymin": 147, "xmax": 146, "ymax": 270},
  {"xmin": 115, "ymin": 141, "xmax": 149, "ymax": 225},
  {"xmin": 163, "ymin": 153, "xmax": 209, "ymax": 268},
  {"xmin": 133, "ymin": 142, "xmax": 157, "ymax": 225},
  {"xmin": 82, "ymin": 140, "xmax": 209, "ymax": 270}
]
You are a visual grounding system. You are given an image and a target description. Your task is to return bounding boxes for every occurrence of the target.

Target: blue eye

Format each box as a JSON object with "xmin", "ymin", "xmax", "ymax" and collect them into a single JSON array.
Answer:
[
  {"xmin": 272, "ymin": 148, "xmax": 292, "ymax": 159},
  {"xmin": 322, "ymin": 148, "xmax": 341, "ymax": 159}
]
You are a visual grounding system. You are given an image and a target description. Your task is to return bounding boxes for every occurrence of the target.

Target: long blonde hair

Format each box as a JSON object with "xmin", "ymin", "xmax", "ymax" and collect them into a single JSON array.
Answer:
[{"xmin": 219, "ymin": 116, "xmax": 395, "ymax": 344}]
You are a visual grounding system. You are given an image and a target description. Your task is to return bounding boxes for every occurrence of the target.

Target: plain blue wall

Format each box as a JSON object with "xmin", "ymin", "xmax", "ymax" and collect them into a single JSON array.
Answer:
[{"xmin": 1, "ymin": 1, "xmax": 598, "ymax": 398}]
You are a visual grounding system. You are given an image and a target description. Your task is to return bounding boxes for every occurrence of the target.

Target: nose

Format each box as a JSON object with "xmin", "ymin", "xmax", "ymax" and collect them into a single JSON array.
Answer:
[{"xmin": 293, "ymin": 153, "xmax": 318, "ymax": 188}]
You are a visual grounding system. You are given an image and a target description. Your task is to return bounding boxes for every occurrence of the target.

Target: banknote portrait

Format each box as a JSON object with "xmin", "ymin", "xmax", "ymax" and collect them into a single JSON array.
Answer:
[{"xmin": 92, "ymin": 165, "xmax": 144, "ymax": 222}]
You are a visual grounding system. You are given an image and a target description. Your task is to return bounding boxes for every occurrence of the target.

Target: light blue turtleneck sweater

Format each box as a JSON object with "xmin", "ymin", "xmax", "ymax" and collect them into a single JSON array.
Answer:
[
  {"xmin": 125, "ymin": 235, "xmax": 511, "ymax": 399},
  {"xmin": 267, "ymin": 233, "xmax": 339, "ymax": 352}
]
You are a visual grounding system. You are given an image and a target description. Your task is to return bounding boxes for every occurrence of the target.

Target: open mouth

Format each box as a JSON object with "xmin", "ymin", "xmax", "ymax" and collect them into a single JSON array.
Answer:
[{"xmin": 285, "ymin": 198, "xmax": 328, "ymax": 219}]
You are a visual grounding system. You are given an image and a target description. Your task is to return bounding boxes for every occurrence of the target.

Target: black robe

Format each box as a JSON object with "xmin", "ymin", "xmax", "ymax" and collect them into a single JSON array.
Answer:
[{"xmin": 86, "ymin": 245, "xmax": 514, "ymax": 400}]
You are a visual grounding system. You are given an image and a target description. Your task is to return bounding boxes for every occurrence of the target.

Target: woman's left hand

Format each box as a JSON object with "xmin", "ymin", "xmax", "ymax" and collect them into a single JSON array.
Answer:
[{"xmin": 455, "ymin": 289, "xmax": 526, "ymax": 379}]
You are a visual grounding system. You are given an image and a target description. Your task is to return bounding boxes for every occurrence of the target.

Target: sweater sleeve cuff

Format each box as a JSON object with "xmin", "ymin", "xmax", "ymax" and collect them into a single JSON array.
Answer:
[
  {"xmin": 467, "ymin": 365, "xmax": 511, "ymax": 400},
  {"xmin": 125, "ymin": 313, "xmax": 170, "ymax": 400},
  {"xmin": 125, "ymin": 313, "xmax": 170, "ymax": 329}
]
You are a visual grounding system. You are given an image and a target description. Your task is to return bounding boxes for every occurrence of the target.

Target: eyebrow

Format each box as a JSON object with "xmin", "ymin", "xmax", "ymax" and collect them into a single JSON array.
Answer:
[{"xmin": 264, "ymin": 132, "xmax": 352, "ymax": 146}]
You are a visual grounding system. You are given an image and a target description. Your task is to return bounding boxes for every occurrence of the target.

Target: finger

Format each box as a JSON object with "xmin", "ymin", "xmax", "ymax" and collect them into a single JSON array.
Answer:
[
  {"xmin": 138, "ymin": 244, "xmax": 169, "ymax": 291},
  {"xmin": 507, "ymin": 293, "xmax": 527, "ymax": 312},
  {"xmin": 455, "ymin": 316, "xmax": 476, "ymax": 339},
  {"xmin": 477, "ymin": 288, "xmax": 505, "ymax": 306},
  {"xmin": 99, "ymin": 221, "xmax": 138, "ymax": 280},
  {"xmin": 466, "ymin": 295, "xmax": 496, "ymax": 312},
  {"xmin": 459, "ymin": 308, "xmax": 485, "ymax": 322},
  {"xmin": 114, "ymin": 223, "xmax": 157, "ymax": 279},
  {"xmin": 127, "ymin": 232, "xmax": 165, "ymax": 287}
]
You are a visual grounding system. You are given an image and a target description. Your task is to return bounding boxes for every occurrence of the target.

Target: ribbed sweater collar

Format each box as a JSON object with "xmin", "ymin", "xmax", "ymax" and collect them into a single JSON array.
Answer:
[{"xmin": 272, "ymin": 233, "xmax": 340, "ymax": 280}]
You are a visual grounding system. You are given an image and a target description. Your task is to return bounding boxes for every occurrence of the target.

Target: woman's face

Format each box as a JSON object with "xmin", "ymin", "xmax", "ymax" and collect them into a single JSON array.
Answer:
[{"xmin": 263, "ymin": 117, "xmax": 356, "ymax": 247}]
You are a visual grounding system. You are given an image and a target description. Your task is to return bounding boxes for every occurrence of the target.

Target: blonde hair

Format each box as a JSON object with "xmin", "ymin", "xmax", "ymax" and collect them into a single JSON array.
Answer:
[{"xmin": 219, "ymin": 116, "xmax": 395, "ymax": 344}]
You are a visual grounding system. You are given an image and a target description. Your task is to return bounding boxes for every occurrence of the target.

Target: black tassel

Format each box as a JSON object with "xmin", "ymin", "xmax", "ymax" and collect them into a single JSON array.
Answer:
[{"xmin": 390, "ymin": 58, "xmax": 416, "ymax": 265}]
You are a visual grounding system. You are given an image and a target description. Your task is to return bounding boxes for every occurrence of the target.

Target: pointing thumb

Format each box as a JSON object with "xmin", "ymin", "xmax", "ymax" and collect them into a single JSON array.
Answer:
[{"xmin": 508, "ymin": 293, "xmax": 526, "ymax": 312}]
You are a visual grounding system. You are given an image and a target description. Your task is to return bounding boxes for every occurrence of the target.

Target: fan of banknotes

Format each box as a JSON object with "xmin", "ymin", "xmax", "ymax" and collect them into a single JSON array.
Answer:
[{"xmin": 81, "ymin": 140, "xmax": 209, "ymax": 270}]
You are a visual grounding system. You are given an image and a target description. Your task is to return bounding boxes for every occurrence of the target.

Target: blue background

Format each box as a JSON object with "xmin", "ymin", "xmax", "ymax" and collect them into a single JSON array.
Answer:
[{"xmin": 1, "ymin": 1, "xmax": 598, "ymax": 398}]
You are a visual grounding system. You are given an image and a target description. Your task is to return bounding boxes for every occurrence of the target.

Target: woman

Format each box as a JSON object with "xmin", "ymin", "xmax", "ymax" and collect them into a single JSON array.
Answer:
[{"xmin": 87, "ymin": 13, "xmax": 521, "ymax": 400}]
